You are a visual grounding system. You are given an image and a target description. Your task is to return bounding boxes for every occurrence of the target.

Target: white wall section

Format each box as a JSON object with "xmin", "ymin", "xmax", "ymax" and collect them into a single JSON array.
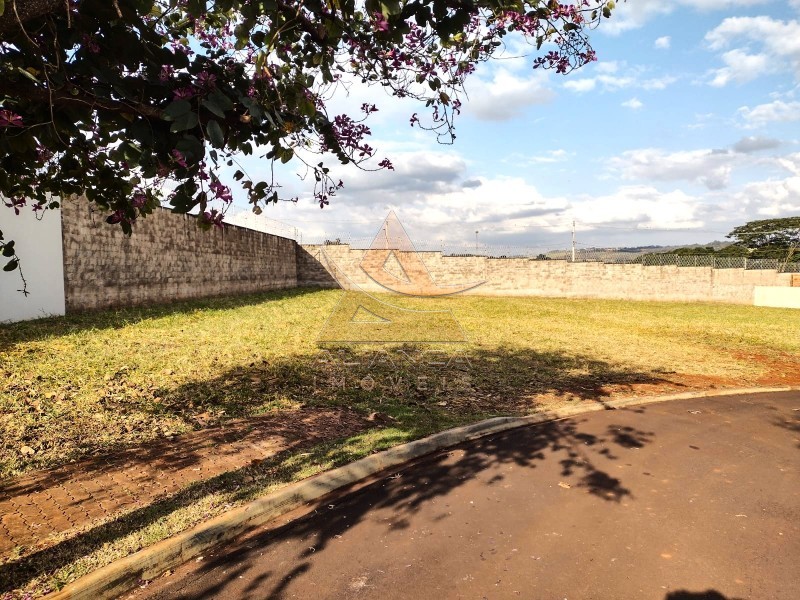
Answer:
[{"xmin": 0, "ymin": 205, "xmax": 65, "ymax": 322}]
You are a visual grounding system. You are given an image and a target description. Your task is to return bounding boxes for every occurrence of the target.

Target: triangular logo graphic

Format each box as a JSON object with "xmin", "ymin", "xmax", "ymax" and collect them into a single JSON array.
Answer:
[
  {"xmin": 359, "ymin": 211, "xmax": 485, "ymax": 297},
  {"xmin": 351, "ymin": 305, "xmax": 391, "ymax": 323},
  {"xmin": 382, "ymin": 251, "xmax": 411, "ymax": 283}
]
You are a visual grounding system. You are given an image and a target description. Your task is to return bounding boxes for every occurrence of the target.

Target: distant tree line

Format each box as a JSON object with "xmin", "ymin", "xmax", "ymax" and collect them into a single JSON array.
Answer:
[{"xmin": 646, "ymin": 217, "xmax": 800, "ymax": 263}]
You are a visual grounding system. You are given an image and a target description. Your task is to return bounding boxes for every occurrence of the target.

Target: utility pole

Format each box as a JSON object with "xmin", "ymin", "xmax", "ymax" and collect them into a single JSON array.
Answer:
[
  {"xmin": 571, "ymin": 220, "xmax": 576, "ymax": 262},
  {"xmin": 475, "ymin": 230, "xmax": 479, "ymax": 253}
]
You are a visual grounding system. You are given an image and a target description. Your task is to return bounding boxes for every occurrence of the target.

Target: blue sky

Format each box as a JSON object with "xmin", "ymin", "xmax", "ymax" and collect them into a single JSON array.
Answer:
[{"xmin": 226, "ymin": 0, "xmax": 800, "ymax": 253}]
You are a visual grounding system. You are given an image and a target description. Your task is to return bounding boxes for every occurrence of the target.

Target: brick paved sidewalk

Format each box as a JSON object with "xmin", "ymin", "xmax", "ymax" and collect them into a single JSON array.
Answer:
[{"xmin": 0, "ymin": 408, "xmax": 370, "ymax": 558}]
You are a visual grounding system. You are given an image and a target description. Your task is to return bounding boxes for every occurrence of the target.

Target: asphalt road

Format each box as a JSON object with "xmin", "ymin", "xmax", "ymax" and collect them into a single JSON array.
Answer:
[{"xmin": 135, "ymin": 391, "xmax": 800, "ymax": 600}]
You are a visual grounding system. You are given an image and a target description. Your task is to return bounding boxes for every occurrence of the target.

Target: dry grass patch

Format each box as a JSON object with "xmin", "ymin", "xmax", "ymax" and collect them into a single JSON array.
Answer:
[{"xmin": 2, "ymin": 289, "xmax": 799, "ymax": 479}]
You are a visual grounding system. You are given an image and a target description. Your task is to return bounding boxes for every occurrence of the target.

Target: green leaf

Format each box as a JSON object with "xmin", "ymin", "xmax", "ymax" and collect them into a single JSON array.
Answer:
[
  {"xmin": 206, "ymin": 119, "xmax": 224, "ymax": 148},
  {"xmin": 201, "ymin": 98, "xmax": 226, "ymax": 119},
  {"xmin": 17, "ymin": 67, "xmax": 40, "ymax": 83},
  {"xmin": 208, "ymin": 90, "xmax": 233, "ymax": 112},
  {"xmin": 0, "ymin": 0, "xmax": 5, "ymax": 18},
  {"xmin": 170, "ymin": 111, "xmax": 199, "ymax": 133},
  {"xmin": 164, "ymin": 100, "xmax": 192, "ymax": 121},
  {"xmin": 3, "ymin": 258, "xmax": 18, "ymax": 272}
]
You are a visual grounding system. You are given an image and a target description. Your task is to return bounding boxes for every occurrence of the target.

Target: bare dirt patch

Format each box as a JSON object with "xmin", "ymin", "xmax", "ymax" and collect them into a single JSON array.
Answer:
[{"xmin": 0, "ymin": 408, "xmax": 371, "ymax": 560}]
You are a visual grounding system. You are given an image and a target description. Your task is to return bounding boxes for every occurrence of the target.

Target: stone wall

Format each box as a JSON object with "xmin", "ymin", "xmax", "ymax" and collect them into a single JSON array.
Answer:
[
  {"xmin": 61, "ymin": 198, "xmax": 297, "ymax": 312},
  {"xmin": 299, "ymin": 244, "xmax": 793, "ymax": 305}
]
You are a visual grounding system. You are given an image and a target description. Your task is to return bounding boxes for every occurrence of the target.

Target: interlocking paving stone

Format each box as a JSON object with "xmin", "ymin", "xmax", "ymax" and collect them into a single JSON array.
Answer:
[{"xmin": 0, "ymin": 409, "xmax": 369, "ymax": 557}]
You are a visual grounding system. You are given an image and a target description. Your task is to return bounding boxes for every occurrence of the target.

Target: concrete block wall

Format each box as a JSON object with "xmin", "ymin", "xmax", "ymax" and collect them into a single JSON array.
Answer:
[
  {"xmin": 61, "ymin": 198, "xmax": 297, "ymax": 312},
  {"xmin": 298, "ymin": 244, "xmax": 793, "ymax": 305}
]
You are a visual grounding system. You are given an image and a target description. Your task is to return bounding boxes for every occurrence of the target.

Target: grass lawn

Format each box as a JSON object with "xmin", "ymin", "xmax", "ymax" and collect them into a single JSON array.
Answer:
[
  {"xmin": 1, "ymin": 288, "xmax": 798, "ymax": 596},
  {"xmin": 3, "ymin": 287, "xmax": 799, "ymax": 479}
]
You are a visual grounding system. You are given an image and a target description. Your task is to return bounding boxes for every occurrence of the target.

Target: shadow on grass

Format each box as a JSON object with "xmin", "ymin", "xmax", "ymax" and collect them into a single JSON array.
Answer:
[
  {"xmin": 146, "ymin": 343, "xmax": 669, "ymax": 422},
  {"xmin": 0, "ymin": 287, "xmax": 325, "ymax": 351},
  {"xmin": 0, "ymin": 345, "xmax": 666, "ymax": 595},
  {"xmin": 3, "ymin": 343, "xmax": 671, "ymax": 478}
]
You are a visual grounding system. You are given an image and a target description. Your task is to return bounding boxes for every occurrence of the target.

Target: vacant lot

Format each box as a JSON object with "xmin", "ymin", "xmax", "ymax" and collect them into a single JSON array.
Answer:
[
  {"xmin": 2, "ymin": 288, "xmax": 799, "ymax": 597},
  {"xmin": 3, "ymin": 288, "xmax": 799, "ymax": 479}
]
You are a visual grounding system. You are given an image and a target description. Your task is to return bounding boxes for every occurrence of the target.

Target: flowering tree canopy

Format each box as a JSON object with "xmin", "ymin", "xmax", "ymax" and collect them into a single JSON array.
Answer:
[{"xmin": 0, "ymin": 0, "xmax": 615, "ymax": 274}]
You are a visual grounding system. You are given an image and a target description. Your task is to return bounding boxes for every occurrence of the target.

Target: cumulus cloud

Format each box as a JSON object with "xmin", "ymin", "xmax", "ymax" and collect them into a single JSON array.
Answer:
[
  {"xmin": 573, "ymin": 186, "xmax": 704, "ymax": 230},
  {"xmin": 608, "ymin": 148, "xmax": 740, "ymax": 190},
  {"xmin": 601, "ymin": 0, "xmax": 767, "ymax": 35},
  {"xmin": 464, "ymin": 69, "xmax": 554, "ymax": 121},
  {"xmin": 622, "ymin": 97, "xmax": 644, "ymax": 109},
  {"xmin": 708, "ymin": 49, "xmax": 770, "ymax": 86},
  {"xmin": 738, "ymin": 100, "xmax": 800, "ymax": 127},
  {"xmin": 654, "ymin": 36, "xmax": 671, "ymax": 50},
  {"xmin": 776, "ymin": 152, "xmax": 800, "ymax": 176},
  {"xmin": 734, "ymin": 176, "xmax": 800, "ymax": 216},
  {"xmin": 705, "ymin": 16, "xmax": 800, "ymax": 85},
  {"xmin": 337, "ymin": 151, "xmax": 468, "ymax": 198},
  {"xmin": 731, "ymin": 136, "xmax": 782, "ymax": 153},
  {"xmin": 564, "ymin": 69, "xmax": 678, "ymax": 93}
]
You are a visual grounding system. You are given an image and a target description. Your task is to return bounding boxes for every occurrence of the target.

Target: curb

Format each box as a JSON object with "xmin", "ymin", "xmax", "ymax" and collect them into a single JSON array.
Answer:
[{"xmin": 46, "ymin": 386, "xmax": 796, "ymax": 600}]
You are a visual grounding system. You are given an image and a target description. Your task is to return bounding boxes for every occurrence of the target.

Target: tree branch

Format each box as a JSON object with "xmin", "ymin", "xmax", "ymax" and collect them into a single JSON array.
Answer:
[
  {"xmin": 0, "ymin": 0, "xmax": 65, "ymax": 38},
  {"xmin": 0, "ymin": 80, "xmax": 165, "ymax": 120}
]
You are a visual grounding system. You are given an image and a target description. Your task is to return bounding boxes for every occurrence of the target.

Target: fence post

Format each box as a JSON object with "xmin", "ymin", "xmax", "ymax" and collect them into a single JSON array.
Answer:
[{"xmin": 744, "ymin": 257, "xmax": 748, "ymax": 270}]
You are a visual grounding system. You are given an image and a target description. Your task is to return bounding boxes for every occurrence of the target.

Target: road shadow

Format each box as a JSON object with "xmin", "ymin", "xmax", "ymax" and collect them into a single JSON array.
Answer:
[
  {"xmin": 771, "ymin": 414, "xmax": 800, "ymax": 449},
  {"xmin": 153, "ymin": 408, "xmax": 655, "ymax": 599},
  {"xmin": 666, "ymin": 591, "xmax": 744, "ymax": 600}
]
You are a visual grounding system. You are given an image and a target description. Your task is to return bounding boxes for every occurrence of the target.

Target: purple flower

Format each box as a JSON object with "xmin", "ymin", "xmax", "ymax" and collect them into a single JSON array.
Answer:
[
  {"xmin": 171, "ymin": 149, "xmax": 188, "ymax": 168},
  {"xmin": 173, "ymin": 86, "xmax": 195, "ymax": 100},
  {"xmin": 159, "ymin": 65, "xmax": 175, "ymax": 82},
  {"xmin": 197, "ymin": 71, "xmax": 217, "ymax": 89},
  {"xmin": 372, "ymin": 12, "xmax": 390, "ymax": 32},
  {"xmin": 0, "ymin": 110, "xmax": 23, "ymax": 128},
  {"xmin": 3, "ymin": 197, "xmax": 26, "ymax": 215},
  {"xmin": 210, "ymin": 180, "xmax": 233, "ymax": 203}
]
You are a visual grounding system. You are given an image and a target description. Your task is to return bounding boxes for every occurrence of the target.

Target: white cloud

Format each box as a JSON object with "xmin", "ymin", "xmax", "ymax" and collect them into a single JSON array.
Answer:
[
  {"xmin": 776, "ymin": 152, "xmax": 800, "ymax": 175},
  {"xmin": 563, "ymin": 78, "xmax": 597, "ymax": 93},
  {"xmin": 596, "ymin": 61, "xmax": 621, "ymax": 74},
  {"xmin": 735, "ymin": 176, "xmax": 800, "ymax": 216},
  {"xmin": 601, "ymin": 0, "xmax": 767, "ymax": 35},
  {"xmin": 564, "ymin": 69, "xmax": 678, "ymax": 93},
  {"xmin": 738, "ymin": 100, "xmax": 800, "ymax": 127},
  {"xmin": 609, "ymin": 148, "xmax": 741, "ymax": 190},
  {"xmin": 654, "ymin": 36, "xmax": 671, "ymax": 50},
  {"xmin": 708, "ymin": 49, "xmax": 770, "ymax": 86},
  {"xmin": 575, "ymin": 186, "xmax": 704, "ymax": 230},
  {"xmin": 527, "ymin": 149, "xmax": 570, "ymax": 164},
  {"xmin": 705, "ymin": 16, "xmax": 800, "ymax": 85},
  {"xmin": 732, "ymin": 136, "xmax": 782, "ymax": 153},
  {"xmin": 464, "ymin": 69, "xmax": 554, "ymax": 121},
  {"xmin": 622, "ymin": 97, "xmax": 644, "ymax": 109}
]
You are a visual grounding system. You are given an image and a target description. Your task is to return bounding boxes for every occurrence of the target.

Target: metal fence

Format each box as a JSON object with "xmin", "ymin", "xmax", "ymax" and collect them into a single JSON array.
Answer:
[
  {"xmin": 223, "ymin": 209, "xmax": 300, "ymax": 240},
  {"xmin": 309, "ymin": 238, "xmax": 800, "ymax": 272}
]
